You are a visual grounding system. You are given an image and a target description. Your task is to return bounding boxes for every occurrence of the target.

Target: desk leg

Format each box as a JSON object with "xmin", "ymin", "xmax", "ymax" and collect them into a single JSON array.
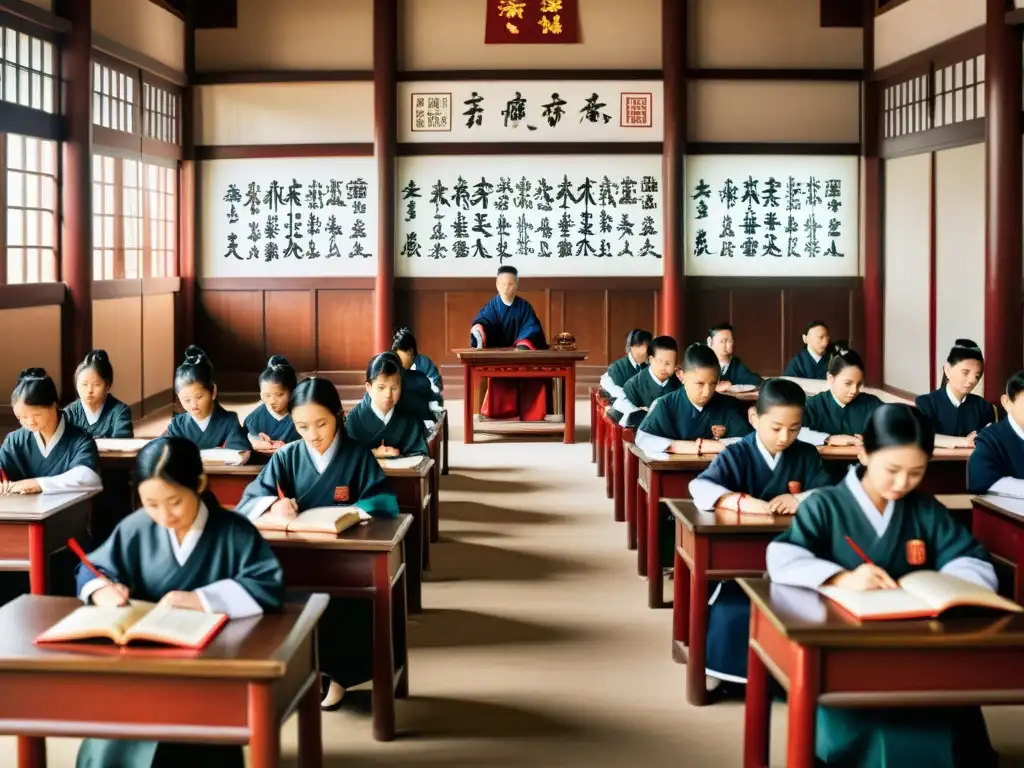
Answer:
[
  {"xmin": 604, "ymin": 423, "xmax": 614, "ymax": 500},
  {"xmin": 743, "ymin": 643, "xmax": 770, "ymax": 768},
  {"xmin": 395, "ymin": 560, "xmax": 410, "ymax": 700},
  {"xmin": 463, "ymin": 364, "xmax": 474, "ymax": 444},
  {"xmin": 786, "ymin": 646, "xmax": 819, "ymax": 768},
  {"xmin": 17, "ymin": 737, "xmax": 44, "ymax": 768},
  {"xmin": 672, "ymin": 521, "xmax": 690, "ymax": 662},
  {"xmin": 625, "ymin": 450, "xmax": 638, "ymax": 546},
  {"xmin": 28, "ymin": 523, "xmax": 45, "ymax": 595},
  {"xmin": 685, "ymin": 537, "xmax": 709, "ymax": 705},
  {"xmin": 442, "ymin": 411, "xmax": 449, "ymax": 475},
  {"xmin": 612, "ymin": 436, "xmax": 625, "ymax": 522},
  {"xmin": 646, "ymin": 473, "xmax": 665, "ymax": 608},
  {"xmin": 564, "ymin": 368, "xmax": 576, "ymax": 444},
  {"xmin": 590, "ymin": 390, "xmax": 597, "ymax": 462},
  {"xmin": 372, "ymin": 554, "xmax": 397, "ymax": 742},
  {"xmin": 430, "ymin": 465, "xmax": 440, "ymax": 544},
  {"xmin": 636, "ymin": 482, "xmax": 648, "ymax": 573},
  {"xmin": 248, "ymin": 682, "xmax": 279, "ymax": 768},
  {"xmin": 298, "ymin": 672, "xmax": 323, "ymax": 768},
  {"xmin": 596, "ymin": 409, "xmax": 605, "ymax": 478},
  {"xmin": 407, "ymin": 513, "xmax": 423, "ymax": 614}
]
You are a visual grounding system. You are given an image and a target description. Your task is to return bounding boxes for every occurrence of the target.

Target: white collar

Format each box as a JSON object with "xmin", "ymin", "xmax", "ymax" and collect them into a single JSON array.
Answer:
[
  {"xmin": 844, "ymin": 465, "xmax": 895, "ymax": 537},
  {"xmin": 754, "ymin": 434, "xmax": 780, "ymax": 471},
  {"xmin": 648, "ymin": 368, "xmax": 670, "ymax": 388},
  {"xmin": 690, "ymin": 397, "xmax": 703, "ymax": 413},
  {"xmin": 370, "ymin": 402, "xmax": 395, "ymax": 425},
  {"xmin": 499, "ymin": 294, "xmax": 514, "ymax": 307},
  {"xmin": 82, "ymin": 400, "xmax": 103, "ymax": 425},
  {"xmin": 808, "ymin": 349, "xmax": 822, "ymax": 363},
  {"xmin": 33, "ymin": 415, "xmax": 66, "ymax": 458},
  {"xmin": 168, "ymin": 501, "xmax": 209, "ymax": 566},
  {"xmin": 304, "ymin": 430, "xmax": 341, "ymax": 474},
  {"xmin": 830, "ymin": 392, "xmax": 847, "ymax": 410},
  {"xmin": 945, "ymin": 385, "xmax": 963, "ymax": 409},
  {"xmin": 628, "ymin": 356, "xmax": 640, "ymax": 370},
  {"xmin": 265, "ymin": 405, "xmax": 287, "ymax": 422},
  {"xmin": 190, "ymin": 411, "xmax": 213, "ymax": 432},
  {"xmin": 1008, "ymin": 416, "xmax": 1024, "ymax": 442},
  {"xmin": 410, "ymin": 362, "xmax": 418, "ymax": 371}
]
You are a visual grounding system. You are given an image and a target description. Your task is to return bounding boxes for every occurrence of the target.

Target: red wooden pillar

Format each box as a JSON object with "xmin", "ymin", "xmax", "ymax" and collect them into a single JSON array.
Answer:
[
  {"xmin": 373, "ymin": 0, "xmax": 397, "ymax": 353},
  {"xmin": 56, "ymin": 0, "xmax": 92, "ymax": 402},
  {"xmin": 178, "ymin": 0, "xmax": 197, "ymax": 360},
  {"xmin": 660, "ymin": 0, "xmax": 686, "ymax": 342},
  {"xmin": 984, "ymin": 0, "xmax": 1023, "ymax": 402},
  {"xmin": 861, "ymin": 0, "xmax": 884, "ymax": 387}
]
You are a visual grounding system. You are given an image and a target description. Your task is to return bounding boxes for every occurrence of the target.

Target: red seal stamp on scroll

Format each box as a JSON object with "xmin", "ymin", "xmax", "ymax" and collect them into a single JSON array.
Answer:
[
  {"xmin": 334, "ymin": 486, "xmax": 350, "ymax": 503},
  {"xmin": 906, "ymin": 539, "xmax": 926, "ymax": 566},
  {"xmin": 788, "ymin": 481, "xmax": 802, "ymax": 495}
]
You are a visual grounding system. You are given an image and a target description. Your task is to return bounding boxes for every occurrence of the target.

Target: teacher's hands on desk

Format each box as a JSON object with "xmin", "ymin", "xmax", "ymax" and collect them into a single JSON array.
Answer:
[
  {"xmin": 0, "ymin": 478, "xmax": 41, "ymax": 495},
  {"xmin": 825, "ymin": 563, "xmax": 898, "ymax": 591}
]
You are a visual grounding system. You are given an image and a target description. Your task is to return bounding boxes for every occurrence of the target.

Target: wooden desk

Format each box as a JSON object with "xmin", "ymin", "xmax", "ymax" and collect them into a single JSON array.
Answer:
[
  {"xmin": 263, "ymin": 516, "xmax": 412, "ymax": 742},
  {"xmin": 453, "ymin": 348, "xmax": 589, "ymax": 444},
  {"xmin": 668, "ymin": 499, "xmax": 792, "ymax": 707},
  {"xmin": 380, "ymin": 456, "xmax": 434, "ymax": 613},
  {"xmin": 739, "ymin": 578, "xmax": 1024, "ymax": 768},
  {"xmin": 819, "ymin": 445, "xmax": 972, "ymax": 495},
  {"xmin": 613, "ymin": 425, "xmax": 635, "ymax": 524},
  {"xmin": 0, "ymin": 491, "xmax": 99, "ymax": 595},
  {"xmin": 971, "ymin": 494, "xmax": 1024, "ymax": 600},
  {"xmin": 601, "ymin": 409, "xmax": 617, "ymax": 501},
  {"xmin": 595, "ymin": 391, "xmax": 610, "ymax": 479},
  {"xmin": 0, "ymin": 593, "xmax": 327, "ymax": 768},
  {"xmin": 589, "ymin": 386, "xmax": 600, "ymax": 464},
  {"xmin": 425, "ymin": 418, "xmax": 444, "ymax": 543}
]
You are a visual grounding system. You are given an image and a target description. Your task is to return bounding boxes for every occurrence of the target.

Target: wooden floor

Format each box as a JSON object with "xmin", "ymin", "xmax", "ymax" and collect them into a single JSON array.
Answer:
[{"xmin": 5, "ymin": 400, "xmax": 1024, "ymax": 766}]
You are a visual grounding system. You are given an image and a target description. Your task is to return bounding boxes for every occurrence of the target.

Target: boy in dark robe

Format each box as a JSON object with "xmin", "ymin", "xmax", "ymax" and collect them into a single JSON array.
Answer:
[
  {"xmin": 607, "ymin": 335, "xmax": 680, "ymax": 428},
  {"xmin": 707, "ymin": 322, "xmax": 762, "ymax": 388},
  {"xmin": 783, "ymin": 319, "xmax": 831, "ymax": 380}
]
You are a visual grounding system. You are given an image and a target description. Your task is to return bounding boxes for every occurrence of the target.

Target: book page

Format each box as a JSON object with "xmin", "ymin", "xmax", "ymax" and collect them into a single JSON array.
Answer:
[
  {"xmin": 200, "ymin": 449, "xmax": 245, "ymax": 466},
  {"xmin": 933, "ymin": 434, "xmax": 973, "ymax": 450},
  {"xmin": 287, "ymin": 506, "xmax": 362, "ymax": 533},
  {"xmin": 125, "ymin": 605, "xmax": 225, "ymax": 647},
  {"xmin": 36, "ymin": 601, "xmax": 155, "ymax": 643},
  {"xmin": 818, "ymin": 586, "xmax": 932, "ymax": 618},
  {"xmin": 377, "ymin": 456, "xmax": 423, "ymax": 470},
  {"xmin": 95, "ymin": 438, "xmax": 151, "ymax": 453},
  {"xmin": 898, "ymin": 571, "xmax": 1023, "ymax": 614}
]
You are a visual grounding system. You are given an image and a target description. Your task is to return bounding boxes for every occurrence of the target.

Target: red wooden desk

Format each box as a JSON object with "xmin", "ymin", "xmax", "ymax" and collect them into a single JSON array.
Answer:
[
  {"xmin": 739, "ymin": 578, "xmax": 1024, "ymax": 768},
  {"xmin": 589, "ymin": 386, "xmax": 600, "ymax": 464},
  {"xmin": 595, "ymin": 391, "xmax": 609, "ymax": 478},
  {"xmin": 263, "ymin": 516, "xmax": 412, "ymax": 742},
  {"xmin": 971, "ymin": 494, "xmax": 1024, "ymax": 600},
  {"xmin": 0, "ymin": 491, "xmax": 98, "ymax": 595},
  {"xmin": 611, "ymin": 424, "xmax": 635, "ymax": 523},
  {"xmin": 453, "ymin": 348, "xmax": 588, "ymax": 444},
  {"xmin": 601, "ymin": 409, "xmax": 617, "ymax": 500},
  {"xmin": 0, "ymin": 593, "xmax": 327, "ymax": 768},
  {"xmin": 819, "ymin": 445, "xmax": 972, "ymax": 494}
]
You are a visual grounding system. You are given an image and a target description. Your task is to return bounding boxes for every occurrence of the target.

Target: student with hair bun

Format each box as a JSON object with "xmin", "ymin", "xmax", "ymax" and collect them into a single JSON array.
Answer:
[
  {"xmin": 798, "ymin": 344, "xmax": 883, "ymax": 448},
  {"xmin": 0, "ymin": 368, "xmax": 101, "ymax": 495},
  {"xmin": 392, "ymin": 326, "xmax": 443, "ymax": 403},
  {"xmin": 165, "ymin": 345, "xmax": 250, "ymax": 461},
  {"xmin": 346, "ymin": 352, "xmax": 429, "ymax": 457},
  {"xmin": 244, "ymin": 355, "xmax": 300, "ymax": 451},
  {"xmin": 599, "ymin": 328, "xmax": 652, "ymax": 400},
  {"xmin": 915, "ymin": 338, "xmax": 994, "ymax": 439},
  {"xmin": 63, "ymin": 349, "xmax": 133, "ymax": 438}
]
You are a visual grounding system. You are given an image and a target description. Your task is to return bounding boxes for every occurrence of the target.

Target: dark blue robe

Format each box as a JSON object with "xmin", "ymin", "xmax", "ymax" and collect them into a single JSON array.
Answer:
[
  {"xmin": 242, "ymin": 403, "xmax": 300, "ymax": 444},
  {"xmin": 915, "ymin": 389, "xmax": 994, "ymax": 438},
  {"xmin": 0, "ymin": 415, "xmax": 99, "ymax": 481},
  {"xmin": 608, "ymin": 370, "xmax": 681, "ymax": 428},
  {"xmin": 967, "ymin": 419, "xmax": 1024, "ymax": 494},
  {"xmin": 165, "ymin": 404, "xmax": 250, "ymax": 452},
  {"xmin": 399, "ymin": 368, "xmax": 441, "ymax": 422},
  {"xmin": 803, "ymin": 391, "xmax": 883, "ymax": 436},
  {"xmin": 636, "ymin": 389, "xmax": 753, "ymax": 443},
  {"xmin": 470, "ymin": 295, "xmax": 546, "ymax": 349},
  {"xmin": 346, "ymin": 398, "xmax": 428, "ymax": 456},
  {"xmin": 783, "ymin": 349, "xmax": 829, "ymax": 379},
  {"xmin": 604, "ymin": 355, "xmax": 647, "ymax": 392},
  {"xmin": 720, "ymin": 356, "xmax": 762, "ymax": 387},
  {"xmin": 63, "ymin": 396, "xmax": 133, "ymax": 438},
  {"xmin": 413, "ymin": 353, "xmax": 443, "ymax": 403}
]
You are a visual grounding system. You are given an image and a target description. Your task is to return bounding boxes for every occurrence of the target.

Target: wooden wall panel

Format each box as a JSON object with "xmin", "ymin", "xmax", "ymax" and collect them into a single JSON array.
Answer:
[
  {"xmin": 93, "ymin": 298, "xmax": 143, "ymax": 408},
  {"xmin": 264, "ymin": 290, "xmax": 316, "ymax": 372},
  {"xmin": 562, "ymin": 290, "xmax": 608, "ymax": 363},
  {"xmin": 316, "ymin": 290, "xmax": 375, "ymax": 370},
  {"xmin": 730, "ymin": 288, "xmax": 785, "ymax": 373},
  {"xmin": 443, "ymin": 291, "xmax": 495, "ymax": 357},
  {"xmin": 142, "ymin": 292, "xmax": 175, "ymax": 406},
  {"xmin": 606, "ymin": 291, "xmax": 658, "ymax": 359},
  {"xmin": 0, "ymin": 306, "xmax": 61, "ymax": 405},
  {"xmin": 196, "ymin": 290, "xmax": 265, "ymax": 380}
]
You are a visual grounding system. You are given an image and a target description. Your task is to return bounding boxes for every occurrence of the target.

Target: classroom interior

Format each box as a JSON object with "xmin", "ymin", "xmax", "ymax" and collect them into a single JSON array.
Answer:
[{"xmin": 0, "ymin": 0, "xmax": 1022, "ymax": 765}]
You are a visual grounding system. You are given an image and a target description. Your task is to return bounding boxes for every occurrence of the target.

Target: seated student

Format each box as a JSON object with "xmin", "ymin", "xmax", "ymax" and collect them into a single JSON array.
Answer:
[
  {"xmin": 688, "ymin": 378, "xmax": 832, "ymax": 693},
  {"xmin": 0, "ymin": 368, "xmax": 101, "ymax": 494},
  {"xmin": 235, "ymin": 376, "xmax": 399, "ymax": 709},
  {"xmin": 798, "ymin": 346, "xmax": 883, "ymax": 448},
  {"xmin": 768, "ymin": 404, "xmax": 997, "ymax": 768},
  {"xmin": 599, "ymin": 328, "xmax": 653, "ymax": 400},
  {"xmin": 967, "ymin": 370, "xmax": 1024, "ymax": 496},
  {"xmin": 75, "ymin": 436, "xmax": 283, "ymax": 768},
  {"xmin": 399, "ymin": 364, "xmax": 443, "ymax": 422},
  {"xmin": 392, "ymin": 326, "xmax": 443, "ymax": 403},
  {"xmin": 707, "ymin": 323, "xmax": 762, "ymax": 390},
  {"xmin": 783, "ymin": 320, "xmax": 831, "ymax": 380},
  {"xmin": 634, "ymin": 343, "xmax": 753, "ymax": 457},
  {"xmin": 63, "ymin": 349, "xmax": 133, "ymax": 438},
  {"xmin": 916, "ymin": 339, "xmax": 994, "ymax": 441},
  {"xmin": 244, "ymin": 355, "xmax": 300, "ymax": 452},
  {"xmin": 608, "ymin": 335, "xmax": 681, "ymax": 428},
  {"xmin": 346, "ymin": 352, "xmax": 429, "ymax": 457},
  {"xmin": 165, "ymin": 346, "xmax": 250, "ymax": 462}
]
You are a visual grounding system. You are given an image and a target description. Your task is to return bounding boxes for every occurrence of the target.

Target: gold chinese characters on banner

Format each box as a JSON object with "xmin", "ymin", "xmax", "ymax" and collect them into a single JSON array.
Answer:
[{"xmin": 485, "ymin": 0, "xmax": 580, "ymax": 44}]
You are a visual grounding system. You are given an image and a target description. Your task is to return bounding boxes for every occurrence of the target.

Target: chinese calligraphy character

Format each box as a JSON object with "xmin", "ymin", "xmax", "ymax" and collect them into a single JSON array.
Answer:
[
  {"xmin": 401, "ymin": 180, "xmax": 421, "ymax": 222},
  {"xmin": 305, "ymin": 180, "xmax": 324, "ymax": 209},
  {"xmin": 401, "ymin": 232, "xmax": 422, "ymax": 259},
  {"xmin": 502, "ymin": 92, "xmax": 533, "ymax": 129},
  {"xmin": 806, "ymin": 177, "xmax": 822, "ymax": 207},
  {"xmin": 762, "ymin": 234, "xmax": 782, "ymax": 258},
  {"xmin": 719, "ymin": 179, "xmax": 738, "ymax": 209},
  {"xmin": 762, "ymin": 177, "xmax": 781, "ymax": 207},
  {"xmin": 741, "ymin": 176, "xmax": 760, "ymax": 205},
  {"xmin": 741, "ymin": 205, "xmax": 759, "ymax": 236},
  {"xmin": 694, "ymin": 230, "xmax": 712, "ymax": 256},
  {"xmin": 346, "ymin": 178, "xmax": 368, "ymax": 200},
  {"xmin": 464, "ymin": 92, "xmax": 484, "ymax": 129},
  {"xmin": 429, "ymin": 181, "xmax": 450, "ymax": 218},
  {"xmin": 534, "ymin": 177, "xmax": 554, "ymax": 211},
  {"xmin": 497, "ymin": 0, "xmax": 526, "ymax": 18},
  {"xmin": 325, "ymin": 215, "xmax": 343, "ymax": 258},
  {"xmin": 825, "ymin": 179, "xmax": 842, "ymax": 213},
  {"xmin": 263, "ymin": 181, "xmax": 285, "ymax": 213},
  {"xmin": 471, "ymin": 178, "xmax": 494, "ymax": 208},
  {"xmin": 326, "ymin": 180, "xmax": 346, "ymax": 207},
  {"xmin": 514, "ymin": 177, "xmax": 533, "ymax": 209},
  {"xmin": 541, "ymin": 93, "xmax": 567, "ymax": 127},
  {"xmin": 224, "ymin": 232, "xmax": 240, "ymax": 260},
  {"xmin": 495, "ymin": 177, "xmax": 513, "ymax": 211},
  {"xmin": 803, "ymin": 215, "xmax": 821, "ymax": 258},
  {"xmin": 579, "ymin": 93, "xmax": 611, "ymax": 124},
  {"xmin": 453, "ymin": 176, "xmax": 471, "ymax": 209},
  {"xmin": 244, "ymin": 182, "xmax": 261, "ymax": 216},
  {"xmin": 538, "ymin": 13, "xmax": 563, "ymax": 34}
]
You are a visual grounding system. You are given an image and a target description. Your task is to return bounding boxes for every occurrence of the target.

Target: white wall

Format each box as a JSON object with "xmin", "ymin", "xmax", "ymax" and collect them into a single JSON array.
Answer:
[{"xmin": 875, "ymin": 0, "xmax": 984, "ymax": 70}]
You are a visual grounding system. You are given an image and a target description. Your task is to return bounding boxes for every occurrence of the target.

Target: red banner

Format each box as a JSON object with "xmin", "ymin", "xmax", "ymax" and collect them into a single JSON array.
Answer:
[{"xmin": 485, "ymin": 0, "xmax": 580, "ymax": 44}]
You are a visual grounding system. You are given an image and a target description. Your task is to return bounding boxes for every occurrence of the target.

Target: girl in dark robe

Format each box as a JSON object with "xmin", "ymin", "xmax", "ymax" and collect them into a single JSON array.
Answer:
[
  {"xmin": 63, "ymin": 349, "xmax": 133, "ymax": 438},
  {"xmin": 244, "ymin": 355, "xmax": 300, "ymax": 452},
  {"xmin": 392, "ymin": 326, "xmax": 444, "ymax": 405},
  {"xmin": 235, "ymin": 377, "xmax": 399, "ymax": 709},
  {"xmin": 164, "ymin": 346, "xmax": 250, "ymax": 461},
  {"xmin": 599, "ymin": 328, "xmax": 652, "ymax": 400},
  {"xmin": 968, "ymin": 370, "xmax": 1024, "ymax": 496},
  {"xmin": 347, "ymin": 352, "xmax": 429, "ymax": 457},
  {"xmin": 768, "ymin": 404, "xmax": 997, "ymax": 768},
  {"xmin": 688, "ymin": 379, "xmax": 832, "ymax": 694},
  {"xmin": 783, "ymin": 319, "xmax": 832, "ymax": 380},
  {"xmin": 607, "ymin": 335, "xmax": 680, "ymax": 428},
  {"xmin": 707, "ymin": 322, "xmax": 763, "ymax": 389},
  {"xmin": 916, "ymin": 339, "xmax": 994, "ymax": 440},
  {"xmin": 74, "ymin": 437, "xmax": 283, "ymax": 768}
]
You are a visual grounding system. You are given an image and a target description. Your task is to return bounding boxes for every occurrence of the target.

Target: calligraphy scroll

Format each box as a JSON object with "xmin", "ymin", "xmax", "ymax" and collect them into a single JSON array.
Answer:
[{"xmin": 485, "ymin": 0, "xmax": 580, "ymax": 44}]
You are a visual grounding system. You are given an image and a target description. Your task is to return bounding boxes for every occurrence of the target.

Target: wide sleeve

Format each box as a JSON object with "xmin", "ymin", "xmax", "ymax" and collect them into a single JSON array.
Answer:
[
  {"xmin": 689, "ymin": 450, "xmax": 741, "ymax": 510},
  {"xmin": 420, "ymin": 356, "xmax": 443, "ymax": 393},
  {"xmin": 732, "ymin": 360, "xmax": 763, "ymax": 387},
  {"xmin": 0, "ymin": 433, "xmax": 20, "ymax": 480},
  {"xmin": 243, "ymin": 409, "xmax": 259, "ymax": 437},
  {"xmin": 804, "ymin": 450, "xmax": 833, "ymax": 491},
  {"xmin": 514, "ymin": 300, "xmax": 546, "ymax": 348},
  {"xmin": 634, "ymin": 397, "xmax": 674, "ymax": 452},
  {"xmin": 766, "ymin": 495, "xmax": 845, "ymax": 588},
  {"xmin": 38, "ymin": 434, "xmax": 102, "ymax": 494},
  {"xmin": 196, "ymin": 516, "xmax": 284, "ymax": 616},
  {"xmin": 222, "ymin": 412, "xmax": 251, "ymax": 451},
  {"xmin": 967, "ymin": 430, "xmax": 1011, "ymax": 494},
  {"xmin": 352, "ymin": 447, "xmax": 400, "ymax": 518},
  {"xmin": 600, "ymin": 370, "xmax": 626, "ymax": 400},
  {"xmin": 76, "ymin": 522, "xmax": 129, "ymax": 601},
  {"xmin": 914, "ymin": 393, "xmax": 938, "ymax": 427},
  {"xmin": 164, "ymin": 414, "xmax": 184, "ymax": 438},
  {"xmin": 470, "ymin": 297, "xmax": 499, "ymax": 345},
  {"xmin": 926, "ymin": 499, "xmax": 997, "ymax": 589},
  {"xmin": 111, "ymin": 402, "xmax": 134, "ymax": 438},
  {"xmin": 401, "ymin": 417, "xmax": 429, "ymax": 457},
  {"xmin": 234, "ymin": 455, "xmax": 285, "ymax": 520},
  {"xmin": 723, "ymin": 399, "xmax": 754, "ymax": 439}
]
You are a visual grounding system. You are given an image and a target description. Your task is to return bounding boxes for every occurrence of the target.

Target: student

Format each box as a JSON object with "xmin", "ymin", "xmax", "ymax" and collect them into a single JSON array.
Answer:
[
  {"xmin": 783, "ymin": 320, "xmax": 831, "ymax": 380},
  {"xmin": 63, "ymin": 349, "xmax": 133, "ymax": 438},
  {"xmin": 608, "ymin": 335, "xmax": 681, "ymax": 428},
  {"xmin": 346, "ymin": 352, "xmax": 429, "ymax": 457},
  {"xmin": 399, "ymin": 364, "xmax": 443, "ymax": 422},
  {"xmin": 165, "ymin": 346, "xmax": 250, "ymax": 461},
  {"xmin": 799, "ymin": 346, "xmax": 883, "ymax": 448},
  {"xmin": 967, "ymin": 370, "xmax": 1024, "ymax": 496},
  {"xmin": 75, "ymin": 436, "xmax": 283, "ymax": 768},
  {"xmin": 235, "ymin": 376, "xmax": 399, "ymax": 709},
  {"xmin": 688, "ymin": 378, "xmax": 831, "ymax": 692},
  {"xmin": 0, "ymin": 368, "xmax": 101, "ymax": 494},
  {"xmin": 392, "ymin": 326, "xmax": 443, "ymax": 403},
  {"xmin": 244, "ymin": 355, "xmax": 300, "ymax": 451},
  {"xmin": 707, "ymin": 323, "xmax": 762, "ymax": 389},
  {"xmin": 599, "ymin": 328, "xmax": 652, "ymax": 400},
  {"xmin": 768, "ymin": 404, "xmax": 997, "ymax": 767},
  {"xmin": 916, "ymin": 339, "xmax": 994, "ymax": 440}
]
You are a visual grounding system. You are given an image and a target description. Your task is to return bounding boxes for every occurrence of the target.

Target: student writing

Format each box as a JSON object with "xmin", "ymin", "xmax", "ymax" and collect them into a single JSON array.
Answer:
[
  {"xmin": 916, "ymin": 339, "xmax": 994, "ymax": 441},
  {"xmin": 707, "ymin": 323, "xmax": 762, "ymax": 390},
  {"xmin": 599, "ymin": 328, "xmax": 652, "ymax": 400},
  {"xmin": 234, "ymin": 376, "xmax": 399, "ymax": 709},
  {"xmin": 768, "ymin": 404, "xmax": 997, "ymax": 767},
  {"xmin": 63, "ymin": 349, "xmax": 133, "ymax": 438},
  {"xmin": 346, "ymin": 352, "xmax": 429, "ymax": 457},
  {"xmin": 165, "ymin": 346, "xmax": 250, "ymax": 461},
  {"xmin": 783, "ymin": 320, "xmax": 831, "ymax": 380},
  {"xmin": 967, "ymin": 370, "xmax": 1024, "ymax": 496},
  {"xmin": 75, "ymin": 437, "xmax": 283, "ymax": 768},
  {"xmin": 798, "ymin": 346, "xmax": 883, "ymax": 448},
  {"xmin": 608, "ymin": 335, "xmax": 680, "ymax": 428},
  {"xmin": 244, "ymin": 355, "xmax": 300, "ymax": 451},
  {"xmin": 0, "ymin": 368, "xmax": 101, "ymax": 495},
  {"xmin": 393, "ymin": 326, "xmax": 443, "ymax": 403}
]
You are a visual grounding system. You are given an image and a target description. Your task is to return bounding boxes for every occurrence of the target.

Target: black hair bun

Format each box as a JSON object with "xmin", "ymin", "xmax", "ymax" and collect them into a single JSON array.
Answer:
[
  {"xmin": 393, "ymin": 326, "xmax": 412, "ymax": 340},
  {"xmin": 88, "ymin": 349, "xmax": 109, "ymax": 363},
  {"xmin": 831, "ymin": 340, "xmax": 851, "ymax": 356},
  {"xmin": 183, "ymin": 345, "xmax": 207, "ymax": 365},
  {"xmin": 953, "ymin": 338, "xmax": 980, "ymax": 350},
  {"xmin": 267, "ymin": 354, "xmax": 291, "ymax": 370},
  {"xmin": 18, "ymin": 367, "xmax": 47, "ymax": 380}
]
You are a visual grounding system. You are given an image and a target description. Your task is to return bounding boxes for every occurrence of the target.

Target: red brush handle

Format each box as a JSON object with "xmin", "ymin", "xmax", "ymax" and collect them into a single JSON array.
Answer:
[{"xmin": 67, "ymin": 538, "xmax": 116, "ymax": 586}]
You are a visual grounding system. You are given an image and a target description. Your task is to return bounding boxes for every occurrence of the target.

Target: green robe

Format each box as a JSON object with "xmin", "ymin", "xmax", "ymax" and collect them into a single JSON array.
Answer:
[
  {"xmin": 803, "ymin": 390, "xmax": 883, "ymax": 436},
  {"xmin": 770, "ymin": 475, "xmax": 996, "ymax": 767},
  {"xmin": 345, "ymin": 396, "xmax": 428, "ymax": 456},
  {"xmin": 608, "ymin": 369, "xmax": 681, "ymax": 428}
]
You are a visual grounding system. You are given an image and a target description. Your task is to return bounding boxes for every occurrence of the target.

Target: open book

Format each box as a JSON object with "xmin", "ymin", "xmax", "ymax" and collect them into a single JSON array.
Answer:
[
  {"xmin": 820, "ymin": 571, "xmax": 1023, "ymax": 620},
  {"xmin": 95, "ymin": 438, "xmax": 152, "ymax": 453},
  {"xmin": 35, "ymin": 601, "xmax": 227, "ymax": 649},
  {"xmin": 256, "ymin": 505, "xmax": 367, "ymax": 534},
  {"xmin": 933, "ymin": 434, "xmax": 974, "ymax": 450},
  {"xmin": 200, "ymin": 448, "xmax": 246, "ymax": 466},
  {"xmin": 378, "ymin": 456, "xmax": 424, "ymax": 470}
]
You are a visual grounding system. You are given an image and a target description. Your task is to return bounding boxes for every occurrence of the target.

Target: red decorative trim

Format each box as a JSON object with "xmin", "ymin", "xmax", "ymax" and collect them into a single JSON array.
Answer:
[
  {"xmin": 195, "ymin": 144, "xmax": 374, "ymax": 160},
  {"xmin": 514, "ymin": 337, "xmax": 536, "ymax": 350}
]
